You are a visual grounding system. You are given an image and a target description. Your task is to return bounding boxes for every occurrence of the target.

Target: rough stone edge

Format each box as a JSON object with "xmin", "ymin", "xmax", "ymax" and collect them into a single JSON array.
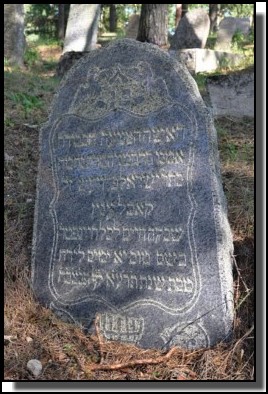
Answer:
[
  {"xmin": 206, "ymin": 112, "xmax": 234, "ymax": 339},
  {"xmin": 31, "ymin": 111, "xmax": 44, "ymax": 287},
  {"xmin": 31, "ymin": 39, "xmax": 234, "ymax": 337}
]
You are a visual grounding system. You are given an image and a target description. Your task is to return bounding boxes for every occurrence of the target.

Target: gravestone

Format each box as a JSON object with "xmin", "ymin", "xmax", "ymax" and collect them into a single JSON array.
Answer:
[
  {"xmin": 169, "ymin": 48, "xmax": 243, "ymax": 74},
  {"xmin": 215, "ymin": 17, "xmax": 250, "ymax": 51},
  {"xmin": 207, "ymin": 67, "xmax": 254, "ymax": 118},
  {"xmin": 56, "ymin": 52, "xmax": 88, "ymax": 79},
  {"xmin": 125, "ymin": 14, "xmax": 140, "ymax": 39},
  {"xmin": 32, "ymin": 39, "xmax": 233, "ymax": 350},
  {"xmin": 170, "ymin": 9, "xmax": 210, "ymax": 50},
  {"xmin": 63, "ymin": 4, "xmax": 100, "ymax": 53}
]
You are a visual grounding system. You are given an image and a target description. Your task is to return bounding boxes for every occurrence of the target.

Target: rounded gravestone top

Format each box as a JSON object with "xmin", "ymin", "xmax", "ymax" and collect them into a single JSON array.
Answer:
[{"xmin": 170, "ymin": 9, "xmax": 210, "ymax": 50}]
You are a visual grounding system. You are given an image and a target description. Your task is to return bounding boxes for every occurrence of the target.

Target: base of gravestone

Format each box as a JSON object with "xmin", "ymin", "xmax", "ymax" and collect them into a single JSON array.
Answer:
[
  {"xmin": 168, "ymin": 49, "xmax": 244, "ymax": 74},
  {"xmin": 55, "ymin": 48, "xmax": 104, "ymax": 79},
  {"xmin": 56, "ymin": 52, "xmax": 89, "ymax": 79}
]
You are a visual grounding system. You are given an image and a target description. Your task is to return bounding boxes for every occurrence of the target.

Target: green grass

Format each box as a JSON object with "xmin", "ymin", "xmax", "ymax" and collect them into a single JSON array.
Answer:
[
  {"xmin": 26, "ymin": 33, "xmax": 62, "ymax": 47},
  {"xmin": 193, "ymin": 73, "xmax": 208, "ymax": 95},
  {"xmin": 6, "ymin": 91, "xmax": 43, "ymax": 115}
]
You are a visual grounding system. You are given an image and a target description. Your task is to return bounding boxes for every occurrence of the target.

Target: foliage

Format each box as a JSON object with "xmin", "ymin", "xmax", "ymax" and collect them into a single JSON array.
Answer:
[
  {"xmin": 6, "ymin": 91, "xmax": 43, "ymax": 117},
  {"xmin": 25, "ymin": 4, "xmax": 58, "ymax": 37},
  {"xmin": 100, "ymin": 4, "xmax": 142, "ymax": 34},
  {"xmin": 24, "ymin": 47, "xmax": 40, "ymax": 67},
  {"xmin": 220, "ymin": 4, "xmax": 254, "ymax": 18},
  {"xmin": 189, "ymin": 4, "xmax": 209, "ymax": 11}
]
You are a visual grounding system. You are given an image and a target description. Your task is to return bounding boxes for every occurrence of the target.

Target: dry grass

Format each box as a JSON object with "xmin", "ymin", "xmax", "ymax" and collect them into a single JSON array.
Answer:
[{"xmin": 4, "ymin": 42, "xmax": 254, "ymax": 381}]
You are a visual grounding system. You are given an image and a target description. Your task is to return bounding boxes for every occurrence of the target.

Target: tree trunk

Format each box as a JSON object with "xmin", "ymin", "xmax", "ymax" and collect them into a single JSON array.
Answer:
[
  {"xmin": 64, "ymin": 4, "xmax": 70, "ymax": 32},
  {"xmin": 175, "ymin": 4, "xmax": 182, "ymax": 28},
  {"xmin": 109, "ymin": 4, "xmax": 117, "ymax": 32},
  {"xmin": 4, "ymin": 4, "xmax": 25, "ymax": 67},
  {"xmin": 209, "ymin": 4, "xmax": 219, "ymax": 33},
  {"xmin": 182, "ymin": 4, "xmax": 188, "ymax": 18},
  {"xmin": 63, "ymin": 4, "xmax": 100, "ymax": 53},
  {"xmin": 137, "ymin": 4, "xmax": 167, "ymax": 46},
  {"xmin": 58, "ymin": 4, "xmax": 65, "ymax": 40}
]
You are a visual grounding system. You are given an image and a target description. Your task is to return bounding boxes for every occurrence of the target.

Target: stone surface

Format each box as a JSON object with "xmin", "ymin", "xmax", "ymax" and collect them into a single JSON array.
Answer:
[
  {"xmin": 207, "ymin": 68, "xmax": 254, "ymax": 118},
  {"xmin": 169, "ymin": 48, "xmax": 243, "ymax": 74},
  {"xmin": 125, "ymin": 14, "xmax": 140, "ymax": 39},
  {"xmin": 215, "ymin": 17, "xmax": 250, "ymax": 51},
  {"xmin": 27, "ymin": 359, "xmax": 42, "ymax": 377},
  {"xmin": 170, "ymin": 9, "xmax": 210, "ymax": 50},
  {"xmin": 56, "ymin": 51, "xmax": 89, "ymax": 79},
  {"xmin": 63, "ymin": 4, "xmax": 100, "ymax": 53},
  {"xmin": 32, "ymin": 39, "xmax": 233, "ymax": 350}
]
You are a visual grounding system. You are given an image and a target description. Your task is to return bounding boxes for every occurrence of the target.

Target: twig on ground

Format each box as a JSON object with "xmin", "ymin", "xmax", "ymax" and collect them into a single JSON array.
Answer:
[
  {"xmin": 88, "ymin": 346, "xmax": 178, "ymax": 371},
  {"xmin": 94, "ymin": 314, "xmax": 104, "ymax": 364},
  {"xmin": 4, "ymin": 335, "xmax": 17, "ymax": 344},
  {"xmin": 233, "ymin": 255, "xmax": 250, "ymax": 293},
  {"xmin": 224, "ymin": 325, "xmax": 254, "ymax": 365}
]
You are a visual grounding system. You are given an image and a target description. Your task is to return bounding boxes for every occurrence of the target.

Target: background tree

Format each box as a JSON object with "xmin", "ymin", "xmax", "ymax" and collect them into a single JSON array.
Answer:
[
  {"xmin": 25, "ymin": 4, "xmax": 58, "ymax": 37},
  {"xmin": 182, "ymin": 4, "xmax": 188, "ymax": 17},
  {"xmin": 58, "ymin": 4, "xmax": 66, "ymax": 40},
  {"xmin": 137, "ymin": 4, "xmax": 168, "ymax": 46},
  {"xmin": 4, "ymin": 4, "xmax": 25, "ymax": 67},
  {"xmin": 220, "ymin": 4, "xmax": 254, "ymax": 18},
  {"xmin": 175, "ymin": 4, "xmax": 182, "ymax": 28},
  {"xmin": 209, "ymin": 4, "xmax": 219, "ymax": 33},
  {"xmin": 109, "ymin": 4, "xmax": 117, "ymax": 32}
]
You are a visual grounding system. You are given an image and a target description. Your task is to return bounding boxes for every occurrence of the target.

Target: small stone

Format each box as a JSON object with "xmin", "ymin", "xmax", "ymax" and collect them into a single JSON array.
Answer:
[
  {"xmin": 4, "ymin": 152, "xmax": 14, "ymax": 162},
  {"xmin": 4, "ymin": 317, "xmax": 11, "ymax": 335},
  {"xmin": 26, "ymin": 336, "xmax": 33, "ymax": 343},
  {"xmin": 27, "ymin": 359, "xmax": 42, "ymax": 377}
]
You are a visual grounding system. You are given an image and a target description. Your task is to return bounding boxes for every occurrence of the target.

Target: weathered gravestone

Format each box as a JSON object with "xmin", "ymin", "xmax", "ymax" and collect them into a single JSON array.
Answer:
[
  {"xmin": 63, "ymin": 4, "xmax": 100, "ymax": 53},
  {"xmin": 207, "ymin": 67, "xmax": 254, "ymax": 118},
  {"xmin": 169, "ymin": 48, "xmax": 243, "ymax": 74},
  {"xmin": 170, "ymin": 9, "xmax": 210, "ymax": 50},
  {"xmin": 125, "ymin": 14, "xmax": 140, "ymax": 39},
  {"xmin": 32, "ymin": 39, "xmax": 233, "ymax": 350},
  {"xmin": 215, "ymin": 17, "xmax": 251, "ymax": 51}
]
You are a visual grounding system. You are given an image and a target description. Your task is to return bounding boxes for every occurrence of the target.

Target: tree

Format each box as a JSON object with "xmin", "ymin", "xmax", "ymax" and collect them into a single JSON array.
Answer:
[
  {"xmin": 137, "ymin": 4, "xmax": 168, "ymax": 46},
  {"xmin": 4, "ymin": 4, "xmax": 25, "ymax": 67},
  {"xmin": 58, "ymin": 4, "xmax": 65, "ymax": 40},
  {"xmin": 25, "ymin": 4, "xmax": 58, "ymax": 36},
  {"xmin": 109, "ymin": 4, "xmax": 117, "ymax": 32},
  {"xmin": 63, "ymin": 4, "xmax": 100, "ymax": 53},
  {"xmin": 182, "ymin": 4, "xmax": 188, "ymax": 17},
  {"xmin": 220, "ymin": 4, "xmax": 254, "ymax": 18},
  {"xmin": 209, "ymin": 4, "xmax": 219, "ymax": 33},
  {"xmin": 175, "ymin": 4, "xmax": 182, "ymax": 28}
]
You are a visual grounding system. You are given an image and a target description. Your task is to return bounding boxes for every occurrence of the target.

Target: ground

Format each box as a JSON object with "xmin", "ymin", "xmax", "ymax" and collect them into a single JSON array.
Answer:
[{"xmin": 4, "ymin": 38, "xmax": 254, "ymax": 381}]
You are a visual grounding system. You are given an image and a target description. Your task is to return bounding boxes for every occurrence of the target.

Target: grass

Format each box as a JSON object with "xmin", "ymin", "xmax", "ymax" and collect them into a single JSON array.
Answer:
[{"xmin": 4, "ymin": 37, "xmax": 254, "ymax": 381}]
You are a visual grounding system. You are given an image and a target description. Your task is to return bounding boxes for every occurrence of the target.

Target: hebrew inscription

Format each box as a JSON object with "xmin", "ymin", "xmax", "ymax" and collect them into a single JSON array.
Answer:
[
  {"xmin": 32, "ymin": 39, "xmax": 233, "ymax": 350},
  {"xmin": 49, "ymin": 110, "xmax": 200, "ymax": 311}
]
